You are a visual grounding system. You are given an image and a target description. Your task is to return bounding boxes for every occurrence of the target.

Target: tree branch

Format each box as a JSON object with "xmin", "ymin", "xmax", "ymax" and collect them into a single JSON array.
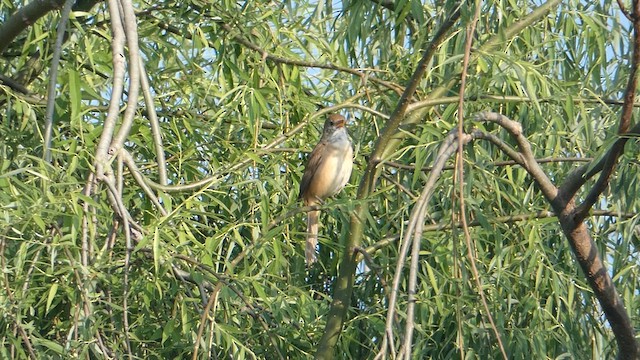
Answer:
[
  {"xmin": 0, "ymin": 0, "xmax": 102, "ymax": 55},
  {"xmin": 573, "ymin": 0, "xmax": 640, "ymax": 221},
  {"xmin": 383, "ymin": 156, "xmax": 591, "ymax": 173},
  {"xmin": 452, "ymin": 5, "xmax": 507, "ymax": 358},
  {"xmin": 475, "ymin": 111, "xmax": 639, "ymax": 359},
  {"xmin": 43, "ymin": 0, "xmax": 75, "ymax": 163}
]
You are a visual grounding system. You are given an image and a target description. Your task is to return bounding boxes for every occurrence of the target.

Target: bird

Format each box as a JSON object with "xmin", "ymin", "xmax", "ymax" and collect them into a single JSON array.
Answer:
[{"xmin": 298, "ymin": 114, "xmax": 353, "ymax": 265}]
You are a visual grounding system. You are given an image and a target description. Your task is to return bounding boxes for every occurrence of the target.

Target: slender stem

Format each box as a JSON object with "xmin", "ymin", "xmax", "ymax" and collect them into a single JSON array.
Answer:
[{"xmin": 43, "ymin": 0, "xmax": 74, "ymax": 163}]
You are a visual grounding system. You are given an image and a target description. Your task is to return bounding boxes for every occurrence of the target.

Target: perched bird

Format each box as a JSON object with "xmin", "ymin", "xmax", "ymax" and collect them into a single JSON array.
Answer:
[{"xmin": 298, "ymin": 114, "xmax": 353, "ymax": 265}]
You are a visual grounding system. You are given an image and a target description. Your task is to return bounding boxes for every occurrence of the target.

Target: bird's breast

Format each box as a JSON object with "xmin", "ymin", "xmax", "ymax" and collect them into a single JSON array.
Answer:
[{"xmin": 311, "ymin": 142, "xmax": 353, "ymax": 199}]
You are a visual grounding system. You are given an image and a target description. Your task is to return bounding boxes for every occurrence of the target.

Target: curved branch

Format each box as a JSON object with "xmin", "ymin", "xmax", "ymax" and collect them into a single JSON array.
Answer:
[
  {"xmin": 453, "ymin": 6, "xmax": 507, "ymax": 358},
  {"xmin": 120, "ymin": 149, "xmax": 167, "ymax": 217},
  {"xmin": 377, "ymin": 130, "xmax": 465, "ymax": 359},
  {"xmin": 474, "ymin": 111, "xmax": 639, "ymax": 359},
  {"xmin": 475, "ymin": 112, "xmax": 558, "ymax": 201},
  {"xmin": 138, "ymin": 59, "xmax": 168, "ymax": 186},
  {"xmin": 143, "ymin": 98, "xmax": 365, "ymax": 193}
]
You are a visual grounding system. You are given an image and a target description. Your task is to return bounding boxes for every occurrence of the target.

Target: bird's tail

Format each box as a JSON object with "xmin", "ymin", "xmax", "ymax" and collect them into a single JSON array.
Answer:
[{"xmin": 305, "ymin": 210, "xmax": 320, "ymax": 265}]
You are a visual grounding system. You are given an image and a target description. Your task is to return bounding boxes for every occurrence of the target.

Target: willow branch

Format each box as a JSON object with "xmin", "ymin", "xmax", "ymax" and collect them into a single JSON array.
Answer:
[
  {"xmin": 317, "ymin": 5, "xmax": 463, "ymax": 359},
  {"xmin": 120, "ymin": 149, "xmax": 168, "ymax": 217},
  {"xmin": 95, "ymin": 0, "xmax": 126, "ymax": 178},
  {"xmin": 217, "ymin": 22, "xmax": 403, "ymax": 96},
  {"xmin": 377, "ymin": 0, "xmax": 563, "ymax": 162},
  {"xmin": 43, "ymin": 0, "xmax": 74, "ymax": 163},
  {"xmin": 110, "ymin": 0, "xmax": 141, "ymax": 155},
  {"xmin": 144, "ymin": 97, "xmax": 365, "ymax": 193},
  {"xmin": 406, "ymin": 94, "xmax": 640, "ymax": 113},
  {"xmin": 138, "ymin": 59, "xmax": 168, "ymax": 186}
]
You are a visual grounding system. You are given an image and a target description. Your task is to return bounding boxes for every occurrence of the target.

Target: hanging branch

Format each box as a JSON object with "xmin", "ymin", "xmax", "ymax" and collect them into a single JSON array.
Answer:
[
  {"xmin": 453, "ymin": 1, "xmax": 507, "ymax": 358},
  {"xmin": 43, "ymin": 0, "xmax": 74, "ymax": 163},
  {"xmin": 375, "ymin": 130, "xmax": 470, "ymax": 359},
  {"xmin": 139, "ymin": 59, "xmax": 168, "ymax": 186}
]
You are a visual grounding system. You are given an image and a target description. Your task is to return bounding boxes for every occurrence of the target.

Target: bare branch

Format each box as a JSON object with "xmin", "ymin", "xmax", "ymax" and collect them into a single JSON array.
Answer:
[
  {"xmin": 474, "ymin": 111, "xmax": 558, "ymax": 202},
  {"xmin": 94, "ymin": 0, "xmax": 127, "ymax": 178},
  {"xmin": 216, "ymin": 22, "xmax": 405, "ymax": 96},
  {"xmin": 110, "ymin": 0, "xmax": 142, "ymax": 155}
]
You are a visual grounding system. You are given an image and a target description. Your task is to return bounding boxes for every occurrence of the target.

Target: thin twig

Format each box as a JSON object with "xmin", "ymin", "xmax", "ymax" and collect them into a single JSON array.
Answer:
[
  {"xmin": 217, "ymin": 22, "xmax": 404, "ymax": 96},
  {"xmin": 120, "ymin": 149, "xmax": 168, "ymax": 216},
  {"xmin": 454, "ymin": 2, "xmax": 507, "ymax": 357},
  {"xmin": 354, "ymin": 246, "xmax": 392, "ymax": 299},
  {"xmin": 43, "ymin": 0, "xmax": 74, "ymax": 163},
  {"xmin": 363, "ymin": 209, "xmax": 637, "ymax": 256},
  {"xmin": 383, "ymin": 156, "xmax": 591, "ymax": 172}
]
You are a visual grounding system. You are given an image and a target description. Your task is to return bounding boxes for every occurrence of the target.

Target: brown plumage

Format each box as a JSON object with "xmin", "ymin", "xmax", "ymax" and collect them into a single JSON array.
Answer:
[{"xmin": 299, "ymin": 114, "xmax": 353, "ymax": 265}]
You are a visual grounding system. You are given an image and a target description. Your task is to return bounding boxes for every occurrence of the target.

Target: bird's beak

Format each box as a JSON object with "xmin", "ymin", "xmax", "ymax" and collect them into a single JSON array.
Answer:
[{"xmin": 334, "ymin": 119, "xmax": 346, "ymax": 128}]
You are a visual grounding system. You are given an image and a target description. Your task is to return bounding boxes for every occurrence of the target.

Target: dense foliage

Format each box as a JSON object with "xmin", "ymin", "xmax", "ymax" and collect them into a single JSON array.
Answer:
[{"xmin": 0, "ymin": 0, "xmax": 638, "ymax": 358}]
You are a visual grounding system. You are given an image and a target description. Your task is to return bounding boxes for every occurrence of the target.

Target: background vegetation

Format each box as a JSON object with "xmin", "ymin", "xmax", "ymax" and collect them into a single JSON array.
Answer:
[{"xmin": 0, "ymin": 0, "xmax": 638, "ymax": 359}]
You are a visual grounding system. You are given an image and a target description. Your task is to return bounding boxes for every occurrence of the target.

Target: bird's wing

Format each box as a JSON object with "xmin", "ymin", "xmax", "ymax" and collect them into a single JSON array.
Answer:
[{"xmin": 298, "ymin": 140, "xmax": 326, "ymax": 202}]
